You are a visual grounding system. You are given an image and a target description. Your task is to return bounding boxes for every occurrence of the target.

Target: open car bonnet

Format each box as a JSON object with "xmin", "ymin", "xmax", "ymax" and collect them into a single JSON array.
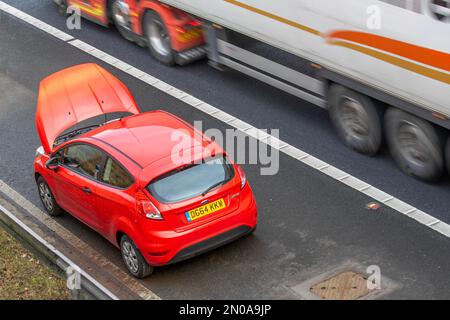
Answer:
[{"xmin": 36, "ymin": 63, "xmax": 140, "ymax": 154}]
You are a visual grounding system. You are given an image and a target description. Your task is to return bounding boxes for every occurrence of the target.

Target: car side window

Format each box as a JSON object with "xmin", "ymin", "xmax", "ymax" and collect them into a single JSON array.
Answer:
[
  {"xmin": 102, "ymin": 157, "xmax": 134, "ymax": 188},
  {"xmin": 63, "ymin": 144, "xmax": 105, "ymax": 179}
]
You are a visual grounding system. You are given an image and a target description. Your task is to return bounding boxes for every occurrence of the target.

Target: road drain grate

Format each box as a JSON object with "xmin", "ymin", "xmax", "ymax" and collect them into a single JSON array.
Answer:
[{"xmin": 310, "ymin": 271, "xmax": 373, "ymax": 300}]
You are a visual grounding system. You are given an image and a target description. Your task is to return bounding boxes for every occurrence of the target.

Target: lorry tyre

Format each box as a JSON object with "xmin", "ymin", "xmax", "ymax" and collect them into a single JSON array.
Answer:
[
  {"xmin": 385, "ymin": 107, "xmax": 444, "ymax": 182},
  {"xmin": 328, "ymin": 84, "xmax": 383, "ymax": 156},
  {"xmin": 110, "ymin": 0, "xmax": 135, "ymax": 42},
  {"xmin": 143, "ymin": 10, "xmax": 175, "ymax": 66},
  {"xmin": 56, "ymin": 0, "xmax": 68, "ymax": 15}
]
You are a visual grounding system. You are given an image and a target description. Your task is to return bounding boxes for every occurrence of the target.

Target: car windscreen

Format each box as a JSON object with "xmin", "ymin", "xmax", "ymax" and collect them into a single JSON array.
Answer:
[{"xmin": 147, "ymin": 157, "xmax": 235, "ymax": 203}]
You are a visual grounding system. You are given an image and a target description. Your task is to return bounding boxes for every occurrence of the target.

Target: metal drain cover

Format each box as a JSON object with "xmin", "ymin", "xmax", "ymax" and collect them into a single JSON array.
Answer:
[{"xmin": 310, "ymin": 271, "xmax": 373, "ymax": 300}]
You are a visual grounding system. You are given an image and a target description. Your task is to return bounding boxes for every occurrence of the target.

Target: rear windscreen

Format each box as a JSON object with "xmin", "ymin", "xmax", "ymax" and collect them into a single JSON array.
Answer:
[{"xmin": 147, "ymin": 157, "xmax": 234, "ymax": 203}]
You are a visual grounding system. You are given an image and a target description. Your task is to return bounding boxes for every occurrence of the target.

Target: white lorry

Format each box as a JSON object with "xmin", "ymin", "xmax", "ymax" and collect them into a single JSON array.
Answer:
[{"xmin": 157, "ymin": 0, "xmax": 450, "ymax": 181}]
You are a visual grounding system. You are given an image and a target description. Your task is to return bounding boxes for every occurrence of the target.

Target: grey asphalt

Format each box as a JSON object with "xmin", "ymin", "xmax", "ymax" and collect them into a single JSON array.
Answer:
[
  {"xmin": 0, "ymin": 4, "xmax": 450, "ymax": 299},
  {"xmin": 4, "ymin": 0, "xmax": 450, "ymax": 225}
]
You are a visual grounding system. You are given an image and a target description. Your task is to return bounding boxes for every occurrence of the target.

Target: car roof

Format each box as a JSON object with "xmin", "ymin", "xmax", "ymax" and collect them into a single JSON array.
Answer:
[{"xmin": 83, "ymin": 111, "xmax": 213, "ymax": 168}]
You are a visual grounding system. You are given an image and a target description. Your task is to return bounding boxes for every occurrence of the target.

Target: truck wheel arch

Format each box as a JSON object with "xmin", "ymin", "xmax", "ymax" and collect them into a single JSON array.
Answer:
[{"xmin": 137, "ymin": 1, "xmax": 177, "ymax": 37}]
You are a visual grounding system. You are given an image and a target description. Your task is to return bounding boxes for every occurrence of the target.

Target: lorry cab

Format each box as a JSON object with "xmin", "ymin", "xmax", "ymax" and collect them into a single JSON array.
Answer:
[{"xmin": 56, "ymin": 0, "xmax": 205, "ymax": 65}]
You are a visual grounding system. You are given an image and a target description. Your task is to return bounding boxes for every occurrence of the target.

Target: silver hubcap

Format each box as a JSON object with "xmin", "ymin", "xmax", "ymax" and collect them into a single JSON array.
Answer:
[
  {"xmin": 337, "ymin": 97, "xmax": 370, "ymax": 141},
  {"xmin": 149, "ymin": 20, "xmax": 170, "ymax": 56},
  {"xmin": 398, "ymin": 121, "xmax": 431, "ymax": 167},
  {"xmin": 39, "ymin": 182, "xmax": 53, "ymax": 211},
  {"xmin": 112, "ymin": 1, "xmax": 130, "ymax": 30},
  {"xmin": 122, "ymin": 240, "xmax": 139, "ymax": 274}
]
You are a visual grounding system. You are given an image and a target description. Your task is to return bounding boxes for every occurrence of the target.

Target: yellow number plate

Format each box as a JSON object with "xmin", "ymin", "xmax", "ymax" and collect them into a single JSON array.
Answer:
[{"xmin": 185, "ymin": 198, "xmax": 226, "ymax": 222}]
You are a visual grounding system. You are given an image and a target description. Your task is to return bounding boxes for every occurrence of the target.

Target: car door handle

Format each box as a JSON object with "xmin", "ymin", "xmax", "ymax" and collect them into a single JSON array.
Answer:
[{"xmin": 81, "ymin": 187, "xmax": 92, "ymax": 194}]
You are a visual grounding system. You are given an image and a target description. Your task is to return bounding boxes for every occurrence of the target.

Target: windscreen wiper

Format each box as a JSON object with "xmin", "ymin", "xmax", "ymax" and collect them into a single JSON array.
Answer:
[
  {"xmin": 53, "ymin": 125, "xmax": 100, "ymax": 146},
  {"xmin": 201, "ymin": 180, "xmax": 227, "ymax": 197}
]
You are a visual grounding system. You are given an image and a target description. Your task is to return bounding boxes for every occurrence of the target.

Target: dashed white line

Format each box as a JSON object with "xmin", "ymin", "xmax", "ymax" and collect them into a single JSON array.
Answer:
[
  {"xmin": 0, "ymin": 1, "xmax": 73, "ymax": 41},
  {"xmin": 0, "ymin": 0, "xmax": 449, "ymax": 250}
]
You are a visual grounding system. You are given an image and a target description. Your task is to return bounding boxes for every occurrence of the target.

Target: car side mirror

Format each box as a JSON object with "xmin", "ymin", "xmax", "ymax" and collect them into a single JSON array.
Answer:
[
  {"xmin": 64, "ymin": 156, "xmax": 80, "ymax": 169},
  {"xmin": 45, "ymin": 157, "xmax": 60, "ymax": 172}
]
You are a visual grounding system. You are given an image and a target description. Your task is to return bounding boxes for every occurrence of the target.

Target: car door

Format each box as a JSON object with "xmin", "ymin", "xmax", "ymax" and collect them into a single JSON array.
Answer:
[
  {"xmin": 96, "ymin": 156, "xmax": 136, "ymax": 238},
  {"xmin": 53, "ymin": 143, "xmax": 105, "ymax": 231}
]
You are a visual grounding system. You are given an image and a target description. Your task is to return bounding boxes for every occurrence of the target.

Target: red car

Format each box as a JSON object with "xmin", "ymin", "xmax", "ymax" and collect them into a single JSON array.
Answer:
[{"xmin": 34, "ymin": 63, "xmax": 257, "ymax": 278}]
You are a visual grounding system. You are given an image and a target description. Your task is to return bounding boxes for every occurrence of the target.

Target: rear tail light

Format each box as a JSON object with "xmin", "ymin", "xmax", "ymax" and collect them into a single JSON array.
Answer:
[
  {"xmin": 135, "ymin": 190, "xmax": 163, "ymax": 220},
  {"xmin": 236, "ymin": 165, "xmax": 247, "ymax": 189}
]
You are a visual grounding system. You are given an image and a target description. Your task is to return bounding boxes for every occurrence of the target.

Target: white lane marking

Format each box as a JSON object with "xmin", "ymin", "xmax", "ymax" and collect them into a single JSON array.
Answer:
[
  {"xmin": 0, "ymin": 1, "xmax": 73, "ymax": 41},
  {"xmin": 0, "ymin": 179, "xmax": 160, "ymax": 300},
  {"xmin": 1, "ymin": 2, "xmax": 449, "ymax": 240},
  {"xmin": 0, "ymin": 201, "xmax": 119, "ymax": 300}
]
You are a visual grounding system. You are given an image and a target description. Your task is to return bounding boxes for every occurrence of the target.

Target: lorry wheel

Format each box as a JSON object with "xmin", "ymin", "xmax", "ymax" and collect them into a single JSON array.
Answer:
[
  {"xmin": 143, "ymin": 10, "xmax": 175, "ymax": 66},
  {"xmin": 56, "ymin": 0, "xmax": 68, "ymax": 15},
  {"xmin": 385, "ymin": 108, "xmax": 444, "ymax": 182},
  {"xmin": 110, "ymin": 0, "xmax": 134, "ymax": 42},
  {"xmin": 328, "ymin": 85, "xmax": 383, "ymax": 155},
  {"xmin": 120, "ymin": 235, "xmax": 153, "ymax": 278}
]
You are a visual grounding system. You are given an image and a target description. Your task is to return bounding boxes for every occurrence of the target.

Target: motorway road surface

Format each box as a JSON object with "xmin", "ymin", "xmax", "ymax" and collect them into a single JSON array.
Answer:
[
  {"xmin": 5, "ymin": 0, "xmax": 450, "ymax": 225},
  {"xmin": 0, "ymin": 2, "xmax": 449, "ymax": 299}
]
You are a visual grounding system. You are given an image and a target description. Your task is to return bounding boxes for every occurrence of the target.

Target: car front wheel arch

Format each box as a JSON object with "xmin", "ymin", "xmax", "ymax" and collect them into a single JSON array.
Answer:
[{"xmin": 116, "ymin": 230, "xmax": 125, "ymax": 247}]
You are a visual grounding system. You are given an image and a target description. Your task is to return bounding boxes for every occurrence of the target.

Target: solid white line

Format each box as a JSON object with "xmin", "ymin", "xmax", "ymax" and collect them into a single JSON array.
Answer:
[
  {"xmin": 0, "ymin": 1, "xmax": 449, "ymax": 242},
  {"xmin": 404, "ymin": 208, "xmax": 417, "ymax": 215},
  {"xmin": 0, "ymin": 1, "xmax": 73, "ymax": 41},
  {"xmin": 0, "ymin": 202, "xmax": 119, "ymax": 300}
]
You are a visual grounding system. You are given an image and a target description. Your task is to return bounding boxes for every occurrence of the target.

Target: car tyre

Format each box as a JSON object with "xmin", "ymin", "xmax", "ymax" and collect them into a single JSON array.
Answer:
[
  {"xmin": 120, "ymin": 235, "xmax": 153, "ymax": 278},
  {"xmin": 328, "ymin": 84, "xmax": 383, "ymax": 156},
  {"xmin": 385, "ymin": 107, "xmax": 444, "ymax": 182},
  {"xmin": 37, "ymin": 176, "xmax": 63, "ymax": 217},
  {"xmin": 143, "ymin": 10, "xmax": 175, "ymax": 66}
]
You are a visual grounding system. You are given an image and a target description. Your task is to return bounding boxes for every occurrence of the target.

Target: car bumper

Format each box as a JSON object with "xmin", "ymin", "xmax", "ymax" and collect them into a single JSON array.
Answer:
[
  {"xmin": 138, "ymin": 185, "xmax": 257, "ymax": 266},
  {"xmin": 169, "ymin": 225, "xmax": 254, "ymax": 265}
]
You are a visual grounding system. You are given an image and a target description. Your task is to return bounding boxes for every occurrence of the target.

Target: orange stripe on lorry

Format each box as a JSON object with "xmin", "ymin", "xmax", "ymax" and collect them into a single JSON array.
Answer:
[
  {"xmin": 224, "ymin": 0, "xmax": 450, "ymax": 84},
  {"xmin": 329, "ymin": 40, "xmax": 450, "ymax": 85},
  {"xmin": 326, "ymin": 30, "xmax": 450, "ymax": 73},
  {"xmin": 224, "ymin": 0, "xmax": 321, "ymax": 36}
]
